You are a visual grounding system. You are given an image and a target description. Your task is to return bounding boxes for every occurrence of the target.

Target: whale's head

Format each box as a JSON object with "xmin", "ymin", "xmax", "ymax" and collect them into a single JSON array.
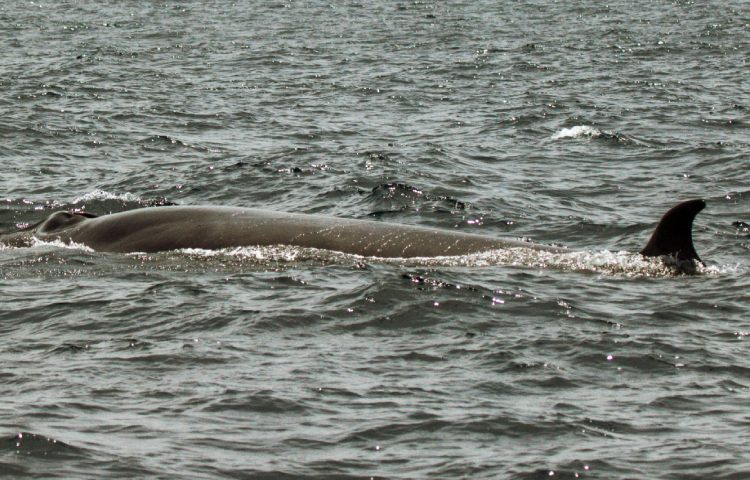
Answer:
[{"xmin": 0, "ymin": 210, "xmax": 97, "ymax": 247}]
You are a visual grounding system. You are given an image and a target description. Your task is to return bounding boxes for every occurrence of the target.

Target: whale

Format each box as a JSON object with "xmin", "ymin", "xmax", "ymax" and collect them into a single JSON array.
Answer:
[{"xmin": 1, "ymin": 199, "xmax": 705, "ymax": 266}]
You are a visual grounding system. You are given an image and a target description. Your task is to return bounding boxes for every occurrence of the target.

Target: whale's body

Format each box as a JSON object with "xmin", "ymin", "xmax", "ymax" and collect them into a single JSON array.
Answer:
[
  {"xmin": 2, "ymin": 206, "xmax": 552, "ymax": 256},
  {"xmin": 1, "ymin": 200, "xmax": 705, "ymax": 264}
]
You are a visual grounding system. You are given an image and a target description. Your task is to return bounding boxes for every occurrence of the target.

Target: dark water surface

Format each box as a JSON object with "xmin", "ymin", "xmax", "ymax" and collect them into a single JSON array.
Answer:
[{"xmin": 1, "ymin": 1, "xmax": 749, "ymax": 478}]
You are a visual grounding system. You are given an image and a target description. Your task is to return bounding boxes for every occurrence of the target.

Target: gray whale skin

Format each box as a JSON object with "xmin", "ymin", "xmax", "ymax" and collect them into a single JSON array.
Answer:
[{"xmin": 1, "ymin": 199, "xmax": 705, "ymax": 263}]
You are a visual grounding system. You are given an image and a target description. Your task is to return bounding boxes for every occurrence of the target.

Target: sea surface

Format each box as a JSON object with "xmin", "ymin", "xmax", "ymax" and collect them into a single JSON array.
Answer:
[{"xmin": 1, "ymin": 1, "xmax": 749, "ymax": 478}]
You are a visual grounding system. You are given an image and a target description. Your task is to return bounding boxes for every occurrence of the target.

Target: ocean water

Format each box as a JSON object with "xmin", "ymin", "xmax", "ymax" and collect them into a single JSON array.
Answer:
[{"xmin": 1, "ymin": 1, "xmax": 749, "ymax": 478}]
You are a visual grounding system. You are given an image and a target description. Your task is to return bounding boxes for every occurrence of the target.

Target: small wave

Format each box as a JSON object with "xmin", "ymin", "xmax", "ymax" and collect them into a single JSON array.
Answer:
[
  {"xmin": 177, "ymin": 245, "xmax": 307, "ymax": 262},
  {"xmin": 702, "ymin": 263, "xmax": 744, "ymax": 275},
  {"xmin": 367, "ymin": 182, "xmax": 469, "ymax": 212},
  {"xmin": 550, "ymin": 125, "xmax": 645, "ymax": 146},
  {"xmin": 551, "ymin": 125, "xmax": 601, "ymax": 140},
  {"xmin": 30, "ymin": 237, "xmax": 94, "ymax": 252},
  {"xmin": 138, "ymin": 134, "xmax": 189, "ymax": 147},
  {"xmin": 137, "ymin": 134, "xmax": 220, "ymax": 153},
  {"xmin": 3, "ymin": 432, "xmax": 79, "ymax": 457},
  {"xmin": 72, "ymin": 189, "xmax": 141, "ymax": 204},
  {"xmin": 550, "ymin": 125, "xmax": 652, "ymax": 147}
]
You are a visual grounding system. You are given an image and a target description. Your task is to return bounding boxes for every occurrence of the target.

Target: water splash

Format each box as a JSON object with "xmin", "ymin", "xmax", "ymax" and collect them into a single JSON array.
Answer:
[
  {"xmin": 168, "ymin": 245, "xmax": 715, "ymax": 277},
  {"xmin": 72, "ymin": 190, "xmax": 141, "ymax": 204},
  {"xmin": 177, "ymin": 246, "xmax": 305, "ymax": 262},
  {"xmin": 30, "ymin": 237, "xmax": 94, "ymax": 252},
  {"xmin": 3, "ymin": 241, "xmax": 733, "ymax": 277},
  {"xmin": 551, "ymin": 125, "xmax": 601, "ymax": 140}
]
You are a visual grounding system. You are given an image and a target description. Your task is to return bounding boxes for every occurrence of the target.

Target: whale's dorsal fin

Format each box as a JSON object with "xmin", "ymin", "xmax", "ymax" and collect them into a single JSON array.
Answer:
[{"xmin": 640, "ymin": 199, "xmax": 705, "ymax": 263}]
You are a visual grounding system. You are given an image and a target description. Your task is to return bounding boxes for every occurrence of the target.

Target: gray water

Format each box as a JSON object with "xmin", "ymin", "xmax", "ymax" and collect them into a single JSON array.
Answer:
[{"xmin": 1, "ymin": 1, "xmax": 749, "ymax": 478}]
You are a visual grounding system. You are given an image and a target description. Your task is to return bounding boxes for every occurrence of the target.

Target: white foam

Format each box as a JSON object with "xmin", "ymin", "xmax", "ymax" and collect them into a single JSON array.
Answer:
[
  {"xmin": 29, "ymin": 237, "xmax": 94, "ymax": 252},
  {"xmin": 702, "ymin": 263, "xmax": 744, "ymax": 275},
  {"xmin": 551, "ymin": 125, "xmax": 601, "ymax": 140},
  {"xmin": 169, "ymin": 245, "xmax": 712, "ymax": 277},
  {"xmin": 6, "ymin": 236, "xmax": 731, "ymax": 277},
  {"xmin": 72, "ymin": 189, "xmax": 141, "ymax": 203},
  {"xmin": 376, "ymin": 247, "xmax": 720, "ymax": 277},
  {"xmin": 177, "ymin": 245, "xmax": 306, "ymax": 262}
]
